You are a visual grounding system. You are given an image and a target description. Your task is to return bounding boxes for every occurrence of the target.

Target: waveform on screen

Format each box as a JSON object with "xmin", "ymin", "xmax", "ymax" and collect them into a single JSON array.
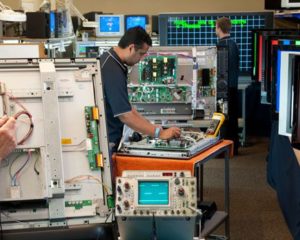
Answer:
[{"xmin": 172, "ymin": 19, "xmax": 248, "ymax": 29}]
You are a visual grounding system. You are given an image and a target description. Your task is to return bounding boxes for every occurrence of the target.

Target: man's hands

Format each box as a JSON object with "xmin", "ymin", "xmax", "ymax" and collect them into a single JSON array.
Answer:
[
  {"xmin": 159, "ymin": 127, "xmax": 181, "ymax": 140},
  {"xmin": 119, "ymin": 108, "xmax": 181, "ymax": 141},
  {"xmin": 0, "ymin": 116, "xmax": 17, "ymax": 160}
]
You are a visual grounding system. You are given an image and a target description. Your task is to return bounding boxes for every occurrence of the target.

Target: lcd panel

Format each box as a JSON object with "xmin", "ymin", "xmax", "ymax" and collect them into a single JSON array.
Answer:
[
  {"xmin": 291, "ymin": 55, "xmax": 300, "ymax": 148},
  {"xmin": 49, "ymin": 11, "xmax": 55, "ymax": 38},
  {"xmin": 95, "ymin": 14, "xmax": 125, "ymax": 37},
  {"xmin": 159, "ymin": 12, "xmax": 274, "ymax": 74},
  {"xmin": 138, "ymin": 181, "xmax": 169, "ymax": 205},
  {"xmin": 76, "ymin": 41, "xmax": 96, "ymax": 57},
  {"xmin": 282, "ymin": 0, "xmax": 300, "ymax": 8},
  {"xmin": 125, "ymin": 15, "xmax": 148, "ymax": 30},
  {"xmin": 277, "ymin": 51, "xmax": 300, "ymax": 136},
  {"xmin": 276, "ymin": 50, "xmax": 300, "ymax": 125},
  {"xmin": 270, "ymin": 46, "xmax": 300, "ymax": 115},
  {"xmin": 251, "ymin": 30, "xmax": 300, "ymax": 105}
]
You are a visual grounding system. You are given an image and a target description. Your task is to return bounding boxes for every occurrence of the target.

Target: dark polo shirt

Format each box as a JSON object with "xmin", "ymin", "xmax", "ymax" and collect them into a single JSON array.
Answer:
[{"xmin": 100, "ymin": 48, "xmax": 132, "ymax": 147}]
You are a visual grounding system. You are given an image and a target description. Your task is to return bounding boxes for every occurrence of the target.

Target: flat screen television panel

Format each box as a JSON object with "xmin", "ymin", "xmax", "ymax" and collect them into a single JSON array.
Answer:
[
  {"xmin": 276, "ymin": 49, "xmax": 300, "ymax": 114},
  {"xmin": 125, "ymin": 15, "xmax": 148, "ymax": 30},
  {"xmin": 159, "ymin": 12, "xmax": 274, "ymax": 75},
  {"xmin": 277, "ymin": 50, "xmax": 300, "ymax": 136},
  {"xmin": 95, "ymin": 14, "xmax": 125, "ymax": 37},
  {"xmin": 251, "ymin": 30, "xmax": 300, "ymax": 105},
  {"xmin": 252, "ymin": 29, "xmax": 300, "ymax": 83}
]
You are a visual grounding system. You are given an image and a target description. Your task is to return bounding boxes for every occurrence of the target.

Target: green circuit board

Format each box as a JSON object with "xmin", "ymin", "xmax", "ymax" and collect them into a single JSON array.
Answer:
[
  {"xmin": 65, "ymin": 200, "xmax": 93, "ymax": 210},
  {"xmin": 138, "ymin": 56, "xmax": 177, "ymax": 84},
  {"xmin": 128, "ymin": 86, "xmax": 189, "ymax": 103},
  {"xmin": 84, "ymin": 106, "xmax": 102, "ymax": 170}
]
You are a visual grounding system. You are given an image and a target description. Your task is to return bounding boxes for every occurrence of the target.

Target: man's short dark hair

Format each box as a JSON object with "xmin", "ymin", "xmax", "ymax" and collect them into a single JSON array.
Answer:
[
  {"xmin": 216, "ymin": 17, "xmax": 232, "ymax": 34},
  {"xmin": 118, "ymin": 26, "xmax": 152, "ymax": 50}
]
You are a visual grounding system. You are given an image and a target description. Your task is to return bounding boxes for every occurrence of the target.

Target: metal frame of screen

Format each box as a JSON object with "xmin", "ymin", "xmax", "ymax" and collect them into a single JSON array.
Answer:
[{"xmin": 159, "ymin": 12, "xmax": 274, "ymax": 75}]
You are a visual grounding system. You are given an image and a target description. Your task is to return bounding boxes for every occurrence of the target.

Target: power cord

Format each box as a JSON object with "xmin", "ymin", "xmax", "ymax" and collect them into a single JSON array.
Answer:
[
  {"xmin": 0, "ymin": 206, "xmax": 3, "ymax": 240},
  {"xmin": 151, "ymin": 213, "xmax": 157, "ymax": 240},
  {"xmin": 188, "ymin": 206, "xmax": 203, "ymax": 237},
  {"xmin": 13, "ymin": 111, "xmax": 34, "ymax": 145}
]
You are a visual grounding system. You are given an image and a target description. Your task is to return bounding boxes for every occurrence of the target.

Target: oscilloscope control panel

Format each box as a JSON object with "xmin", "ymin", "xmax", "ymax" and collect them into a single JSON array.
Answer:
[{"xmin": 115, "ymin": 170, "xmax": 197, "ymax": 217}]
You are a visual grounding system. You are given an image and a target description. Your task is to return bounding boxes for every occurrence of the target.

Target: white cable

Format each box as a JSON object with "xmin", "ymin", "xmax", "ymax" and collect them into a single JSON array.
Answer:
[{"xmin": 1, "ymin": 211, "xmax": 32, "ymax": 226}]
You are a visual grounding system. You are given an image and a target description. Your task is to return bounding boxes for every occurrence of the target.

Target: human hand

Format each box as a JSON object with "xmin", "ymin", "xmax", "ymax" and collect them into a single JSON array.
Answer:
[
  {"xmin": 0, "ymin": 117, "xmax": 17, "ymax": 160},
  {"xmin": 0, "ymin": 115, "xmax": 9, "ymax": 127},
  {"xmin": 159, "ymin": 127, "xmax": 181, "ymax": 140}
]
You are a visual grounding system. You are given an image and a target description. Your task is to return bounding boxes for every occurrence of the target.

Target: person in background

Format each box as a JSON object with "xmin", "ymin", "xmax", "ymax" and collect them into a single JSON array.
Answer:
[
  {"xmin": 0, "ymin": 115, "xmax": 17, "ymax": 161},
  {"xmin": 216, "ymin": 17, "xmax": 240, "ymax": 155},
  {"xmin": 100, "ymin": 26, "xmax": 181, "ymax": 153}
]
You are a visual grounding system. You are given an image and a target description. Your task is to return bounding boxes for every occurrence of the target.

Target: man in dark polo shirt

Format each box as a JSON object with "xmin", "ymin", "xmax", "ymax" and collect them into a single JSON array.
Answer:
[
  {"xmin": 100, "ymin": 27, "xmax": 181, "ymax": 152},
  {"xmin": 216, "ymin": 17, "xmax": 240, "ymax": 155}
]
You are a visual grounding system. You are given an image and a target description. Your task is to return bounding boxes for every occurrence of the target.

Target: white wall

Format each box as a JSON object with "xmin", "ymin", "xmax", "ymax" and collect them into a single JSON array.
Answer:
[{"xmin": 4, "ymin": 0, "xmax": 265, "ymax": 14}]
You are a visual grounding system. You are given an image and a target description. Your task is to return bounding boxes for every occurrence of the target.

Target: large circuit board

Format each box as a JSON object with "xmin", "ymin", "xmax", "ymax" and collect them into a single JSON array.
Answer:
[
  {"xmin": 128, "ymin": 86, "xmax": 190, "ymax": 103},
  {"xmin": 119, "ymin": 130, "xmax": 220, "ymax": 159},
  {"xmin": 138, "ymin": 56, "xmax": 177, "ymax": 84}
]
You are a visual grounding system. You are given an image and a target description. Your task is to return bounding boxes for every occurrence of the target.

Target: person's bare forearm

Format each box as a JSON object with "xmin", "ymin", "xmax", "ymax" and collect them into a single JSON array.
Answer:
[
  {"xmin": 119, "ymin": 109, "xmax": 156, "ymax": 137},
  {"xmin": 293, "ymin": 148, "xmax": 300, "ymax": 166}
]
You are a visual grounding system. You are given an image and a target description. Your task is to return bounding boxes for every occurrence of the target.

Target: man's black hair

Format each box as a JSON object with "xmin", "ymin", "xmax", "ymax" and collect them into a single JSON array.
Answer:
[{"xmin": 118, "ymin": 26, "xmax": 152, "ymax": 49}]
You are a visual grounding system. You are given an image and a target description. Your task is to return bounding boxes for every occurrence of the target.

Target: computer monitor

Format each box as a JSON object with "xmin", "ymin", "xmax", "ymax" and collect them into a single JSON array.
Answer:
[
  {"xmin": 281, "ymin": 0, "xmax": 300, "ymax": 8},
  {"xmin": 76, "ymin": 41, "xmax": 96, "ymax": 57},
  {"xmin": 95, "ymin": 14, "xmax": 125, "ymax": 37},
  {"xmin": 125, "ymin": 15, "xmax": 148, "ymax": 30},
  {"xmin": 49, "ymin": 11, "xmax": 56, "ymax": 38},
  {"xmin": 86, "ymin": 46, "xmax": 100, "ymax": 58}
]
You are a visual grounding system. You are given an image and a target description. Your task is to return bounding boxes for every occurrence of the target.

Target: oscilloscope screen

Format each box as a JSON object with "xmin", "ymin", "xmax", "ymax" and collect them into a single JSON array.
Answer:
[{"xmin": 159, "ymin": 12, "xmax": 274, "ymax": 75}]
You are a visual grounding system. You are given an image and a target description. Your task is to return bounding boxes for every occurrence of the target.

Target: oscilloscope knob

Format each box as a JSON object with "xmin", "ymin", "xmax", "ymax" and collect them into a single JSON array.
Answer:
[
  {"xmin": 124, "ymin": 182, "xmax": 130, "ymax": 191},
  {"xmin": 178, "ymin": 187, "xmax": 185, "ymax": 196},
  {"xmin": 174, "ymin": 178, "xmax": 180, "ymax": 185},
  {"xmin": 116, "ymin": 205, "xmax": 122, "ymax": 213},
  {"xmin": 123, "ymin": 200, "xmax": 130, "ymax": 210},
  {"xmin": 117, "ymin": 186, "xmax": 122, "ymax": 194}
]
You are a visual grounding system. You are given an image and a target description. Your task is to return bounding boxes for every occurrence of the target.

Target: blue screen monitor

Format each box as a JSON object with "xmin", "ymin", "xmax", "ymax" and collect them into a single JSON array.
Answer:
[
  {"xmin": 95, "ymin": 14, "xmax": 124, "ymax": 37},
  {"xmin": 125, "ymin": 15, "xmax": 148, "ymax": 30},
  {"xmin": 138, "ymin": 181, "xmax": 169, "ymax": 205},
  {"xmin": 49, "ymin": 11, "xmax": 56, "ymax": 38}
]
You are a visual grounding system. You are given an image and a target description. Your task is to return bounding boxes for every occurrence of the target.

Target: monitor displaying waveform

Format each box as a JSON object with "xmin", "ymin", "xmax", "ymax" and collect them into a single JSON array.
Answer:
[
  {"xmin": 159, "ymin": 12, "xmax": 273, "ymax": 75},
  {"xmin": 138, "ymin": 181, "xmax": 169, "ymax": 205}
]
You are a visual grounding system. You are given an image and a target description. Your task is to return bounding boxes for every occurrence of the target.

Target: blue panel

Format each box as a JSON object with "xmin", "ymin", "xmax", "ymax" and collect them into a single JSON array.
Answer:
[
  {"xmin": 138, "ymin": 181, "xmax": 169, "ymax": 205},
  {"xmin": 49, "ymin": 11, "xmax": 56, "ymax": 37},
  {"xmin": 99, "ymin": 16, "xmax": 120, "ymax": 33},
  {"xmin": 126, "ymin": 16, "xmax": 146, "ymax": 30}
]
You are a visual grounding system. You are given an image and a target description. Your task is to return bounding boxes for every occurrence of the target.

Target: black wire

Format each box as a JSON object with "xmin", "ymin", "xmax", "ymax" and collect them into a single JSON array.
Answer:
[
  {"xmin": 104, "ymin": 210, "xmax": 113, "ymax": 223},
  {"xmin": 33, "ymin": 153, "xmax": 40, "ymax": 175},
  {"xmin": 0, "ymin": 206, "xmax": 3, "ymax": 240},
  {"xmin": 151, "ymin": 213, "xmax": 157, "ymax": 240}
]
